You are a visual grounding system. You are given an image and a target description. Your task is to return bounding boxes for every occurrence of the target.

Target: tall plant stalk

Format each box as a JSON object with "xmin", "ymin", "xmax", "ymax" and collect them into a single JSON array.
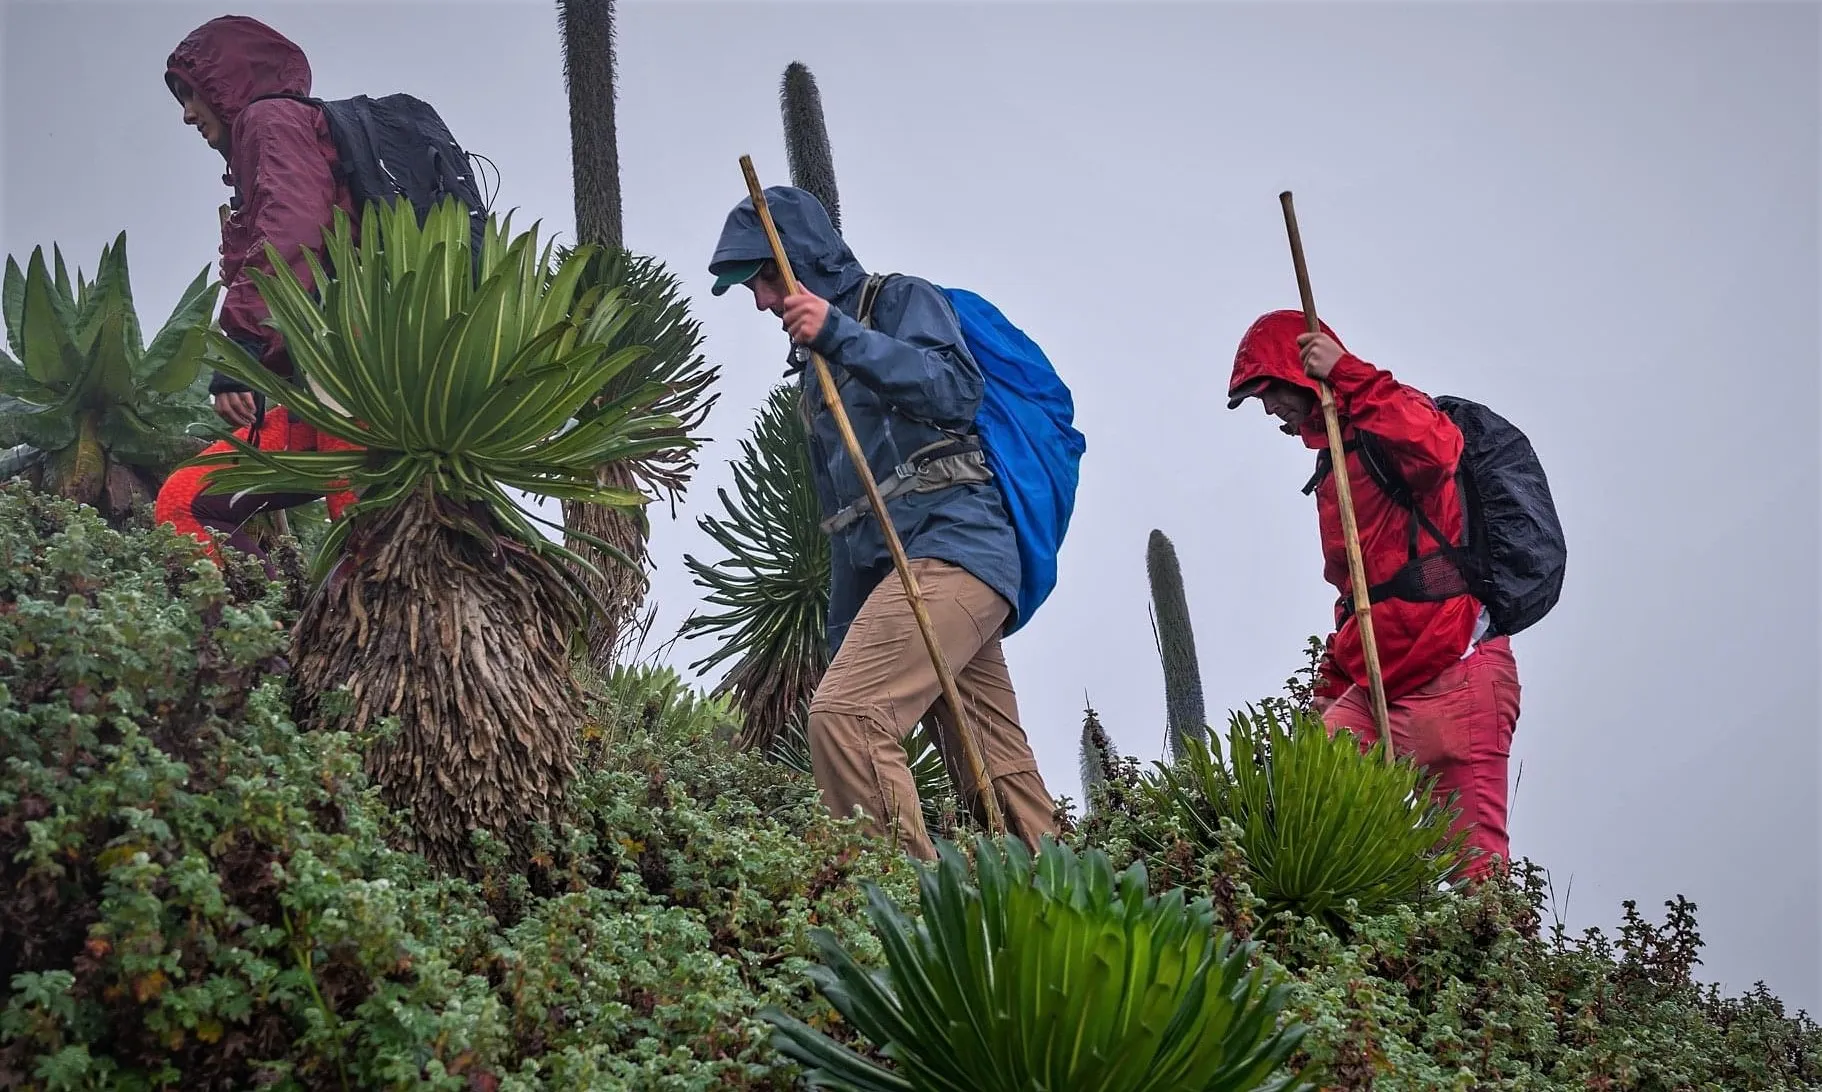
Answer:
[{"xmin": 1149, "ymin": 528, "xmax": 1208, "ymax": 762}]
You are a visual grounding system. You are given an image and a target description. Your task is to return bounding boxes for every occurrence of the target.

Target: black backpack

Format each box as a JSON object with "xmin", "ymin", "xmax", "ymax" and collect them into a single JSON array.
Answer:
[
  {"xmin": 1304, "ymin": 396, "xmax": 1566, "ymax": 639},
  {"xmin": 247, "ymin": 91, "xmax": 490, "ymax": 268}
]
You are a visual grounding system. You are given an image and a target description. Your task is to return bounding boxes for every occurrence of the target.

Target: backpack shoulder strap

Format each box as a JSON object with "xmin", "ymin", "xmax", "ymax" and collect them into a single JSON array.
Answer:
[
  {"xmin": 857, "ymin": 272, "xmax": 895, "ymax": 330},
  {"xmin": 846, "ymin": 272, "xmax": 974, "ymax": 443},
  {"xmin": 1301, "ymin": 431, "xmax": 1405, "ymax": 499},
  {"xmin": 1307, "ymin": 430, "xmax": 1460, "ymax": 556},
  {"xmin": 244, "ymin": 91, "xmax": 326, "ymax": 112}
]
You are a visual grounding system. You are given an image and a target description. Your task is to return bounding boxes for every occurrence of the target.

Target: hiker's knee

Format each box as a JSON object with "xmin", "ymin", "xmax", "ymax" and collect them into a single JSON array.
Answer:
[
  {"xmin": 154, "ymin": 463, "xmax": 218, "ymax": 546},
  {"xmin": 806, "ymin": 700, "xmax": 892, "ymax": 749}
]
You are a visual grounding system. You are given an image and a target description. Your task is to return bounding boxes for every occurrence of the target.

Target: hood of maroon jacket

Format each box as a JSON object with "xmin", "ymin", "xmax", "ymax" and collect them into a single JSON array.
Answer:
[
  {"xmin": 165, "ymin": 16, "xmax": 313, "ymax": 147},
  {"xmin": 165, "ymin": 17, "xmax": 352, "ymax": 383}
]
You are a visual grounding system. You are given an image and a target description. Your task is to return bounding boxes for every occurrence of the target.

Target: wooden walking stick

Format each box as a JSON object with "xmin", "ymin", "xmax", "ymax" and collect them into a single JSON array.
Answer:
[
  {"xmin": 738, "ymin": 156, "xmax": 1006, "ymax": 835},
  {"xmin": 1279, "ymin": 190, "xmax": 1394, "ymax": 761}
]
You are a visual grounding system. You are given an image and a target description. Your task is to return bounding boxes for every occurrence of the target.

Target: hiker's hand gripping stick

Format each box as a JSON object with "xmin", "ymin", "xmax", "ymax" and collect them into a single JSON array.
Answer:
[
  {"xmin": 1279, "ymin": 190, "xmax": 1394, "ymax": 760},
  {"xmin": 738, "ymin": 156, "xmax": 1006, "ymax": 836}
]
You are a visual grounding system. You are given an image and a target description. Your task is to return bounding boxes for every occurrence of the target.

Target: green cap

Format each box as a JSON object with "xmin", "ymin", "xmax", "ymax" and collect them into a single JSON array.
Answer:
[{"xmin": 711, "ymin": 259, "xmax": 765, "ymax": 296}]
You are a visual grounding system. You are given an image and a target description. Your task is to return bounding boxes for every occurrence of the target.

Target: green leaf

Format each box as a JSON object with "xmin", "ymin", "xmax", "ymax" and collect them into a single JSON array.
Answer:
[
  {"xmin": 18, "ymin": 249, "xmax": 83, "ymax": 386},
  {"xmin": 7, "ymin": 402, "xmax": 76, "ymax": 452},
  {"xmin": 137, "ymin": 266, "xmax": 218, "ymax": 393},
  {"xmin": 0, "ymin": 351, "xmax": 59, "ymax": 404},
  {"xmin": 2, "ymin": 255, "xmax": 25, "ymax": 358},
  {"xmin": 89, "ymin": 296, "xmax": 137, "ymax": 407},
  {"xmin": 678, "ymin": 383, "xmax": 828, "ymax": 750}
]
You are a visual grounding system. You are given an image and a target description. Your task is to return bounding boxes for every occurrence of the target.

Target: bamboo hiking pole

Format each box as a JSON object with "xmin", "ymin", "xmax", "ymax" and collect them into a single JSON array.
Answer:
[
  {"xmin": 1278, "ymin": 190, "xmax": 1394, "ymax": 761},
  {"xmin": 738, "ymin": 156, "xmax": 1006, "ymax": 836}
]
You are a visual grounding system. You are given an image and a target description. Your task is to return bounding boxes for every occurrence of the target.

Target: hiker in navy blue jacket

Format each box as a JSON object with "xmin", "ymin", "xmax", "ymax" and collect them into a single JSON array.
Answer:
[{"xmin": 710, "ymin": 186, "xmax": 1058, "ymax": 858}]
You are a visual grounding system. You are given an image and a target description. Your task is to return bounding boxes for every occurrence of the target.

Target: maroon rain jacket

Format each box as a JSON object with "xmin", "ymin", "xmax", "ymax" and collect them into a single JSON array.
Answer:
[{"xmin": 165, "ymin": 16, "xmax": 356, "ymax": 393}]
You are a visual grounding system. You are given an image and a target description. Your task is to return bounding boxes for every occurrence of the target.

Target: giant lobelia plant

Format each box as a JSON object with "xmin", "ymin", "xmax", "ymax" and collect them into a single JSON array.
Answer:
[
  {"xmin": 764, "ymin": 834, "xmax": 1312, "ymax": 1092},
  {"xmin": 0, "ymin": 233, "xmax": 217, "ymax": 522},
  {"xmin": 194, "ymin": 195, "xmax": 692, "ymax": 874},
  {"xmin": 1147, "ymin": 705, "xmax": 1469, "ymax": 925}
]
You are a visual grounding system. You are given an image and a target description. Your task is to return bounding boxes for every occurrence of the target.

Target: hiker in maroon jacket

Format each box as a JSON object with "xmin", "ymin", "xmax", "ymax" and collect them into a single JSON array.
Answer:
[
  {"xmin": 1227, "ymin": 310, "xmax": 1522, "ymax": 881},
  {"xmin": 153, "ymin": 14, "xmax": 359, "ymax": 568}
]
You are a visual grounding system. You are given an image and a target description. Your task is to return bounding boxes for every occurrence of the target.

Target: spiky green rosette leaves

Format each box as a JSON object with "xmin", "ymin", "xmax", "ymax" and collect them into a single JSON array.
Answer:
[
  {"xmin": 682, "ymin": 382, "xmax": 830, "ymax": 751},
  {"xmin": 1147, "ymin": 705, "xmax": 1470, "ymax": 925},
  {"xmin": 764, "ymin": 834, "xmax": 1312, "ymax": 1092},
  {"xmin": 190, "ymin": 196, "xmax": 690, "ymax": 583}
]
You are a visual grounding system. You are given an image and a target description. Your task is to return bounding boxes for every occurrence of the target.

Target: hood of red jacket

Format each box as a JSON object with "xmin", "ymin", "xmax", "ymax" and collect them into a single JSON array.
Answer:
[
  {"xmin": 1226, "ymin": 308, "xmax": 1347, "ymax": 443},
  {"xmin": 165, "ymin": 16, "xmax": 312, "ymax": 137}
]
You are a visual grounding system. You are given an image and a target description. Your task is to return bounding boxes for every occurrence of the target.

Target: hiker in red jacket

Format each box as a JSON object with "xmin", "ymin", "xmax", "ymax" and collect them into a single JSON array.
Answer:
[
  {"xmin": 1227, "ymin": 310, "xmax": 1521, "ymax": 881},
  {"xmin": 153, "ymin": 15, "xmax": 359, "ymax": 571}
]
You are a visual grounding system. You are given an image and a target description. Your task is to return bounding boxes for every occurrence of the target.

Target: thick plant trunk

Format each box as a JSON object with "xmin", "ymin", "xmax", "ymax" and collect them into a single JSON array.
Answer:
[
  {"xmin": 559, "ymin": 0, "xmax": 645, "ymax": 670},
  {"xmin": 291, "ymin": 485, "xmax": 583, "ymax": 877},
  {"xmin": 728, "ymin": 646, "xmax": 825, "ymax": 753},
  {"xmin": 42, "ymin": 416, "xmax": 105, "ymax": 509},
  {"xmin": 1147, "ymin": 529, "xmax": 1207, "ymax": 762},
  {"xmin": 100, "ymin": 462, "xmax": 153, "ymax": 524},
  {"xmin": 562, "ymin": 460, "xmax": 647, "ymax": 667}
]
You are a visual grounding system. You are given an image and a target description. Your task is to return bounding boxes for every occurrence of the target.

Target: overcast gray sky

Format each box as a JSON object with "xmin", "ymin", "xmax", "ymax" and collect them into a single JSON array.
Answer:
[{"xmin": 4, "ymin": 0, "xmax": 1817, "ymax": 1013}]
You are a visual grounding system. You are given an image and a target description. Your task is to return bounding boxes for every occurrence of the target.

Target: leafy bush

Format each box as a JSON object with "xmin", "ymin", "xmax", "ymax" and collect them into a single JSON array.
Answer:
[
  {"xmin": 0, "ymin": 484, "xmax": 906, "ymax": 1089},
  {"xmin": 1145, "ymin": 705, "xmax": 1466, "ymax": 926},
  {"xmin": 767, "ymin": 834, "xmax": 1311, "ymax": 1092}
]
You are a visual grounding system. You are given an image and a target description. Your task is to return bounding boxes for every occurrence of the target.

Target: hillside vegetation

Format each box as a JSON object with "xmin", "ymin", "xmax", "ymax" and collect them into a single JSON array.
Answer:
[{"xmin": 1, "ymin": 484, "xmax": 1817, "ymax": 1089}]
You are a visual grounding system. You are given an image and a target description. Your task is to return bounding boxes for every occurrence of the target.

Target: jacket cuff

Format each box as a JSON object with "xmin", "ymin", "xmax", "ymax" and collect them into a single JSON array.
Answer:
[
  {"xmin": 809, "ymin": 303, "xmax": 852, "ymax": 357},
  {"xmin": 208, "ymin": 370, "xmax": 253, "ymax": 396},
  {"xmin": 1325, "ymin": 352, "xmax": 1377, "ymax": 403}
]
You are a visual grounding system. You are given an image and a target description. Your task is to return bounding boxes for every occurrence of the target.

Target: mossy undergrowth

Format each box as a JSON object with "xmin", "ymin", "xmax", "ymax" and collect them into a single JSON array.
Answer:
[{"xmin": 1, "ymin": 483, "xmax": 1816, "ymax": 1090}]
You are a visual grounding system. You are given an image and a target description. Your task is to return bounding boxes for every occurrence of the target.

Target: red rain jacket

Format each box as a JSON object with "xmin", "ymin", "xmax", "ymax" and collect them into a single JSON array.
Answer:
[
  {"xmin": 165, "ymin": 16, "xmax": 356, "ymax": 392},
  {"xmin": 1228, "ymin": 310, "xmax": 1481, "ymax": 702}
]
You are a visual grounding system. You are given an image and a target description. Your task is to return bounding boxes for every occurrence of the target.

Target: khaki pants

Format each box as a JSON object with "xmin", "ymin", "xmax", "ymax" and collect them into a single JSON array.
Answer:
[{"xmin": 808, "ymin": 558, "xmax": 1058, "ymax": 859}]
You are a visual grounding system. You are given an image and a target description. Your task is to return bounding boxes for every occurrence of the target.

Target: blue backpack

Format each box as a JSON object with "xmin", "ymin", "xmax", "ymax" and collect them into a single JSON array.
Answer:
[{"xmin": 858, "ymin": 275, "xmax": 1085, "ymax": 634}]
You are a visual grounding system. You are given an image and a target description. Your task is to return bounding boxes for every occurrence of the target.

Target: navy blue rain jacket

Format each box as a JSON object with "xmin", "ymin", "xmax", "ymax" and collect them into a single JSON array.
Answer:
[{"xmin": 709, "ymin": 187, "xmax": 1020, "ymax": 653}]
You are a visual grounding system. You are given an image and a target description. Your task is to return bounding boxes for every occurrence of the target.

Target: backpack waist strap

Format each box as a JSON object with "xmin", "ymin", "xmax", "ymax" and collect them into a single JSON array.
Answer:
[{"xmin": 820, "ymin": 437, "xmax": 990, "ymax": 536}]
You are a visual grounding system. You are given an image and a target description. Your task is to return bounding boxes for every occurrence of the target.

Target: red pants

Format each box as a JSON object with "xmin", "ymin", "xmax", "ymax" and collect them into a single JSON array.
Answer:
[
  {"xmin": 155, "ymin": 405, "xmax": 359, "ymax": 572},
  {"xmin": 1322, "ymin": 635, "xmax": 1521, "ymax": 882}
]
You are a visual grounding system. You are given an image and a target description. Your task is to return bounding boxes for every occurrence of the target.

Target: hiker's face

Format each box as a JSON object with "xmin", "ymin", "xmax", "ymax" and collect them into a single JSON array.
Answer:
[
  {"xmin": 1259, "ymin": 383, "xmax": 1315, "ymax": 434},
  {"xmin": 747, "ymin": 263, "xmax": 789, "ymax": 316},
  {"xmin": 177, "ymin": 84, "xmax": 225, "ymax": 150}
]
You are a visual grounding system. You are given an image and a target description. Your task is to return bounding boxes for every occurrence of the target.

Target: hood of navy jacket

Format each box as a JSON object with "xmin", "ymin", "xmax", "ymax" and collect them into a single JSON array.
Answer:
[{"xmin": 709, "ymin": 186, "xmax": 868, "ymax": 308}]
